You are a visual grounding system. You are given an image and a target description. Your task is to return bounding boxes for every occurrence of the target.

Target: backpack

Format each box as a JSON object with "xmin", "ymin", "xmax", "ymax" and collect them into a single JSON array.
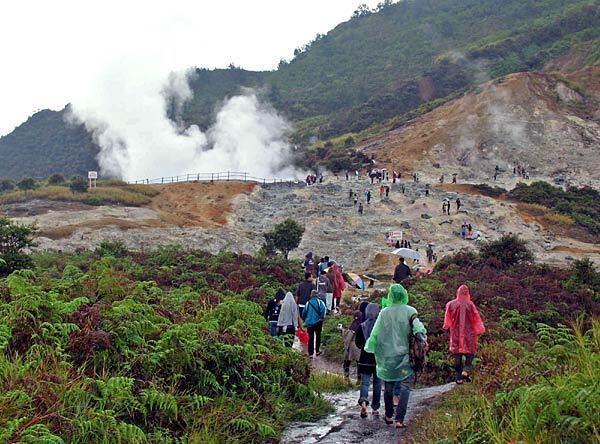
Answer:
[{"xmin": 408, "ymin": 313, "xmax": 428, "ymax": 379}]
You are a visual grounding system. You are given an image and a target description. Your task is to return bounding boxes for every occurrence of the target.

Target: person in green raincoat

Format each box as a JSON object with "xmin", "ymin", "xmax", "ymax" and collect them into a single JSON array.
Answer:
[{"xmin": 365, "ymin": 284, "xmax": 427, "ymax": 428}]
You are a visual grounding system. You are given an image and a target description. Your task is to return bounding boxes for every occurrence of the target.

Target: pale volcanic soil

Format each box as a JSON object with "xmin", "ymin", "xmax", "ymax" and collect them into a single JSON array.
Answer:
[{"xmin": 5, "ymin": 177, "xmax": 598, "ymax": 275}]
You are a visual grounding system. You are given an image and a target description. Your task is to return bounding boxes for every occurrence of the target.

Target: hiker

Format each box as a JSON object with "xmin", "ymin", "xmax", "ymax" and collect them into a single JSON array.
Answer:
[
  {"xmin": 358, "ymin": 202, "xmax": 364, "ymax": 215},
  {"xmin": 493, "ymin": 171, "xmax": 498, "ymax": 181},
  {"xmin": 342, "ymin": 310, "xmax": 364, "ymax": 379},
  {"xmin": 365, "ymin": 284, "xmax": 427, "ymax": 428},
  {"xmin": 379, "ymin": 185, "xmax": 385, "ymax": 197},
  {"xmin": 452, "ymin": 173, "xmax": 457, "ymax": 184},
  {"xmin": 349, "ymin": 189, "xmax": 354, "ymax": 200},
  {"xmin": 346, "ymin": 171, "xmax": 349, "ymax": 181},
  {"xmin": 467, "ymin": 223, "xmax": 473, "ymax": 237},
  {"xmin": 385, "ymin": 186, "xmax": 390, "ymax": 197},
  {"xmin": 277, "ymin": 292, "xmax": 300, "ymax": 347},
  {"xmin": 440, "ymin": 174, "xmax": 444, "ymax": 183},
  {"xmin": 304, "ymin": 252, "xmax": 314, "ymax": 274},
  {"xmin": 425, "ymin": 184, "xmax": 430, "ymax": 197},
  {"xmin": 443, "ymin": 285, "xmax": 485, "ymax": 384},
  {"xmin": 456, "ymin": 198, "xmax": 461, "ymax": 212},
  {"xmin": 442, "ymin": 201, "xmax": 447, "ymax": 214},
  {"xmin": 356, "ymin": 303, "xmax": 382, "ymax": 418},
  {"xmin": 319, "ymin": 256, "xmax": 330, "ymax": 275},
  {"xmin": 401, "ymin": 184, "xmax": 406, "ymax": 194},
  {"xmin": 328, "ymin": 263, "xmax": 346, "ymax": 313},
  {"xmin": 296, "ymin": 272, "xmax": 315, "ymax": 313},
  {"xmin": 302, "ymin": 290, "xmax": 327, "ymax": 357},
  {"xmin": 265, "ymin": 289, "xmax": 285, "ymax": 336},
  {"xmin": 316, "ymin": 268, "xmax": 332, "ymax": 308},
  {"xmin": 426, "ymin": 245, "xmax": 434, "ymax": 263},
  {"xmin": 393, "ymin": 257, "xmax": 412, "ymax": 283},
  {"xmin": 395, "ymin": 239, "xmax": 400, "ymax": 248},
  {"xmin": 392, "ymin": 171, "xmax": 397, "ymax": 183},
  {"xmin": 460, "ymin": 223, "xmax": 467, "ymax": 239},
  {"xmin": 354, "ymin": 196, "xmax": 358, "ymax": 206},
  {"xmin": 366, "ymin": 190, "xmax": 372, "ymax": 204}
]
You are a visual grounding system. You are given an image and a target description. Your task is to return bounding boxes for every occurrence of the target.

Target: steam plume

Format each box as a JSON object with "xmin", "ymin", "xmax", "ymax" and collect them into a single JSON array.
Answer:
[{"xmin": 68, "ymin": 66, "xmax": 300, "ymax": 181}]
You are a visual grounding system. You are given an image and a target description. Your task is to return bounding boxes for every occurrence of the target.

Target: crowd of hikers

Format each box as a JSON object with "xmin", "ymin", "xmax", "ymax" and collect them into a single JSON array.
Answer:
[
  {"xmin": 264, "ymin": 252, "xmax": 347, "ymax": 357},
  {"xmin": 264, "ymin": 250, "xmax": 486, "ymax": 430}
]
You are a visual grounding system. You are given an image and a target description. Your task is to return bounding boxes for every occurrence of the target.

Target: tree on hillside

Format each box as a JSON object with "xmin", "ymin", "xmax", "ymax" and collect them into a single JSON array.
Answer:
[
  {"xmin": 479, "ymin": 234, "xmax": 533, "ymax": 268},
  {"xmin": 70, "ymin": 175, "xmax": 88, "ymax": 193},
  {"xmin": 17, "ymin": 178, "xmax": 36, "ymax": 191},
  {"xmin": 0, "ymin": 218, "xmax": 35, "ymax": 276},
  {"xmin": 263, "ymin": 219, "xmax": 305, "ymax": 260},
  {"xmin": 48, "ymin": 173, "xmax": 66, "ymax": 185},
  {"xmin": 0, "ymin": 179, "xmax": 14, "ymax": 192}
]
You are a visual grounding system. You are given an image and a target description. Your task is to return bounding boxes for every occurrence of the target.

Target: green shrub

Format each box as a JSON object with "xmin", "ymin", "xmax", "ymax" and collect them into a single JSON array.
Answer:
[
  {"xmin": 48, "ymin": 173, "xmax": 66, "ymax": 185},
  {"xmin": 0, "ymin": 218, "xmax": 35, "ymax": 276},
  {"xmin": 69, "ymin": 175, "xmax": 88, "ymax": 193},
  {"xmin": 478, "ymin": 234, "xmax": 533, "ymax": 268},
  {"xmin": 17, "ymin": 177, "xmax": 36, "ymax": 191}
]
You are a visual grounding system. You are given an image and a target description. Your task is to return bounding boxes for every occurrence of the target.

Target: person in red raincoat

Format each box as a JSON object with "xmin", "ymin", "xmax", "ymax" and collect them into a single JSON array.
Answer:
[
  {"xmin": 328, "ymin": 263, "xmax": 347, "ymax": 313},
  {"xmin": 443, "ymin": 284, "xmax": 485, "ymax": 384}
]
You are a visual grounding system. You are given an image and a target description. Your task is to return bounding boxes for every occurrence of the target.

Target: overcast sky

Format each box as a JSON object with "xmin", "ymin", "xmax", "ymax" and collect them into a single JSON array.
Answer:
[{"xmin": 0, "ymin": 0, "xmax": 381, "ymax": 136}]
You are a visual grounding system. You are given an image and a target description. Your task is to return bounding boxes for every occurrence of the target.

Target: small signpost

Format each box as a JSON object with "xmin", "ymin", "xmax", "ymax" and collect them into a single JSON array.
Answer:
[{"xmin": 88, "ymin": 171, "xmax": 98, "ymax": 189}]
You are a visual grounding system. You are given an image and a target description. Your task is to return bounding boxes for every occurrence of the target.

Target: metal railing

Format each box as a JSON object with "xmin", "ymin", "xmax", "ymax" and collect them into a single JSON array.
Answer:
[{"xmin": 128, "ymin": 171, "xmax": 300, "ymax": 186}]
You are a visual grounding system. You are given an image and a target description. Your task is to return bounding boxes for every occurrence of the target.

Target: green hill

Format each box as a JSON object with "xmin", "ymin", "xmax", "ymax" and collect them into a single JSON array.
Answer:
[
  {"xmin": 0, "ymin": 107, "xmax": 99, "ymax": 180},
  {"xmin": 183, "ymin": 0, "xmax": 600, "ymax": 140}
]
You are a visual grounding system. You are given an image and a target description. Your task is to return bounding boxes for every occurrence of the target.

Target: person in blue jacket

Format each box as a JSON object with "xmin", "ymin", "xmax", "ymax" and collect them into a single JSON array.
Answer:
[{"xmin": 302, "ymin": 290, "xmax": 327, "ymax": 357}]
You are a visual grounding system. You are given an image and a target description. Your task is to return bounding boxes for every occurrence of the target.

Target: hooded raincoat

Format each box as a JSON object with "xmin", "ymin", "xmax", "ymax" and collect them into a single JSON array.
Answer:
[
  {"xmin": 329, "ymin": 264, "xmax": 347, "ymax": 299},
  {"xmin": 365, "ymin": 284, "xmax": 426, "ymax": 382},
  {"xmin": 277, "ymin": 292, "xmax": 299, "ymax": 328},
  {"xmin": 443, "ymin": 285, "xmax": 485, "ymax": 354}
]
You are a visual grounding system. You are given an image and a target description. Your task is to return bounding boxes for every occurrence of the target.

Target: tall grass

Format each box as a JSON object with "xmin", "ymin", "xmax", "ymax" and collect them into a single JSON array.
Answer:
[{"xmin": 0, "ymin": 184, "xmax": 159, "ymax": 207}]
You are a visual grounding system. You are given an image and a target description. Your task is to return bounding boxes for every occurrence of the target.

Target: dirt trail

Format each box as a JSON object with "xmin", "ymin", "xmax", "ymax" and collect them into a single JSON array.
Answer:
[
  {"xmin": 282, "ymin": 382, "xmax": 454, "ymax": 443},
  {"xmin": 287, "ymin": 337, "xmax": 453, "ymax": 444}
]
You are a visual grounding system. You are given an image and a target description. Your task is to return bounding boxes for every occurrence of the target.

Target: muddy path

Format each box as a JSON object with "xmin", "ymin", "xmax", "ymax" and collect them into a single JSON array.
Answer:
[
  {"xmin": 282, "ymin": 382, "xmax": 454, "ymax": 443},
  {"xmin": 287, "ymin": 340, "xmax": 454, "ymax": 443}
]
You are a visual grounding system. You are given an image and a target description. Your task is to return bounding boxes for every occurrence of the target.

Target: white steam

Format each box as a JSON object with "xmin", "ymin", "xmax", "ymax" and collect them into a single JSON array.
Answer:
[{"xmin": 68, "ymin": 66, "xmax": 300, "ymax": 181}]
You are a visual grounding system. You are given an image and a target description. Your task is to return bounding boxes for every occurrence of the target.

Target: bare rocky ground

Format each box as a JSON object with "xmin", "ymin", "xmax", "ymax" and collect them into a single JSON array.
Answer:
[{"xmin": 6, "ymin": 175, "xmax": 599, "ymax": 274}]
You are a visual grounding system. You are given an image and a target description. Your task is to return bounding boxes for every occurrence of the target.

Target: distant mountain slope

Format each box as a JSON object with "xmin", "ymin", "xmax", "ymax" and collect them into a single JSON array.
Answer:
[
  {"xmin": 183, "ymin": 0, "xmax": 600, "ymax": 140},
  {"xmin": 0, "ymin": 107, "xmax": 99, "ymax": 180}
]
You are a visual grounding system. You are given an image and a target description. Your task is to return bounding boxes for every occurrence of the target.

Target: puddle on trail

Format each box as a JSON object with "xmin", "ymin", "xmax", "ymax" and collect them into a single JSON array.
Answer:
[{"xmin": 282, "ymin": 383, "xmax": 454, "ymax": 444}]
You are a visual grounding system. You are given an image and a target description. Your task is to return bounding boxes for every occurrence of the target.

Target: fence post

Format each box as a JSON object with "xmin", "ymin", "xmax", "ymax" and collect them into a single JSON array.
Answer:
[
  {"xmin": 244, "ymin": 172, "xmax": 247, "ymax": 182},
  {"xmin": 162, "ymin": 177, "xmax": 164, "ymax": 184},
  {"xmin": 187, "ymin": 174, "xmax": 189, "ymax": 182},
  {"xmin": 227, "ymin": 171, "xmax": 230, "ymax": 181},
  {"xmin": 197, "ymin": 174, "xmax": 199, "ymax": 181},
  {"xmin": 211, "ymin": 173, "xmax": 214, "ymax": 182}
]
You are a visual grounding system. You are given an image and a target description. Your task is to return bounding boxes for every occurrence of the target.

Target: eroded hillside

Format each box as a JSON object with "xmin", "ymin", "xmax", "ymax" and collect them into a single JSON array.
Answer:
[{"xmin": 356, "ymin": 70, "xmax": 600, "ymax": 188}]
